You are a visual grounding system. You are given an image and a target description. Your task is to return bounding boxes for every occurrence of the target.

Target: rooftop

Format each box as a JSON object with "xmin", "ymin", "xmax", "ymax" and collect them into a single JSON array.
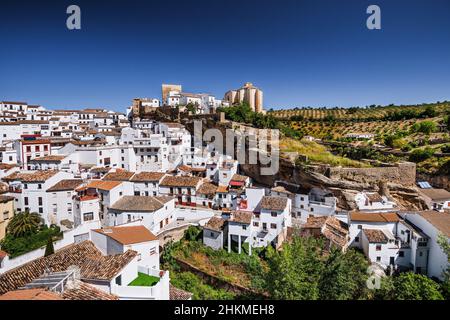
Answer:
[
  {"xmin": 130, "ymin": 171, "xmax": 166, "ymax": 182},
  {"xmin": 110, "ymin": 196, "xmax": 174, "ymax": 212},
  {"xmin": 363, "ymin": 229, "xmax": 389, "ymax": 243},
  {"xmin": 47, "ymin": 179, "xmax": 83, "ymax": 192},
  {"xmin": 204, "ymin": 217, "xmax": 226, "ymax": 232},
  {"xmin": 0, "ymin": 241, "xmax": 136, "ymax": 295},
  {"xmin": 230, "ymin": 211, "xmax": 252, "ymax": 224},
  {"xmin": 102, "ymin": 170, "xmax": 135, "ymax": 181},
  {"xmin": 93, "ymin": 226, "xmax": 158, "ymax": 245},
  {"xmin": 260, "ymin": 196, "xmax": 288, "ymax": 211},
  {"xmin": 350, "ymin": 212, "xmax": 400, "ymax": 223},
  {"xmin": 419, "ymin": 188, "xmax": 450, "ymax": 202},
  {"xmin": 160, "ymin": 175, "xmax": 202, "ymax": 188},
  {"xmin": 417, "ymin": 211, "xmax": 450, "ymax": 237}
]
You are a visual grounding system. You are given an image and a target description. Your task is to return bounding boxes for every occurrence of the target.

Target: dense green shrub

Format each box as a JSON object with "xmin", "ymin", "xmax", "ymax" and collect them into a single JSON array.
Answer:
[{"xmin": 0, "ymin": 225, "xmax": 62, "ymax": 258}]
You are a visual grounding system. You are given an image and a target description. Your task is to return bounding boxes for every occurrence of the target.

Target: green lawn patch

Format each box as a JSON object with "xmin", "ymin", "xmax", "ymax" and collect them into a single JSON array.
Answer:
[{"xmin": 128, "ymin": 272, "xmax": 160, "ymax": 287}]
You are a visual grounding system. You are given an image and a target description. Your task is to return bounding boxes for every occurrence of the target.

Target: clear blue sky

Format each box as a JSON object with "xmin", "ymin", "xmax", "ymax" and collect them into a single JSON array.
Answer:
[{"xmin": 1, "ymin": 0, "xmax": 450, "ymax": 111}]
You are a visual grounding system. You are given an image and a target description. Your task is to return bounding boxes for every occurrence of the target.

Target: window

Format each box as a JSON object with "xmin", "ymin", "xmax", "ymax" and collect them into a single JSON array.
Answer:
[
  {"xmin": 376, "ymin": 244, "xmax": 382, "ymax": 251},
  {"xmin": 115, "ymin": 275, "xmax": 121, "ymax": 286},
  {"xmin": 3, "ymin": 211, "xmax": 9, "ymax": 220},
  {"xmin": 419, "ymin": 252, "xmax": 423, "ymax": 257},
  {"xmin": 310, "ymin": 207, "xmax": 314, "ymax": 212},
  {"xmin": 399, "ymin": 251, "xmax": 404, "ymax": 257},
  {"xmin": 376, "ymin": 256, "xmax": 381, "ymax": 262},
  {"xmin": 26, "ymin": 146, "xmax": 31, "ymax": 152},
  {"xmin": 38, "ymin": 197, "xmax": 43, "ymax": 206},
  {"xmin": 271, "ymin": 223, "xmax": 277, "ymax": 229},
  {"xmin": 355, "ymin": 236, "xmax": 359, "ymax": 243},
  {"xmin": 38, "ymin": 207, "xmax": 43, "ymax": 214},
  {"xmin": 24, "ymin": 197, "xmax": 29, "ymax": 205},
  {"xmin": 23, "ymin": 184, "xmax": 28, "ymax": 189},
  {"xmin": 83, "ymin": 212, "xmax": 94, "ymax": 221},
  {"xmin": 38, "ymin": 184, "xmax": 42, "ymax": 189},
  {"xmin": 271, "ymin": 211, "xmax": 277, "ymax": 217},
  {"xmin": 253, "ymin": 221, "xmax": 259, "ymax": 227},
  {"xmin": 150, "ymin": 247, "xmax": 157, "ymax": 255},
  {"xmin": 357, "ymin": 225, "xmax": 362, "ymax": 230}
]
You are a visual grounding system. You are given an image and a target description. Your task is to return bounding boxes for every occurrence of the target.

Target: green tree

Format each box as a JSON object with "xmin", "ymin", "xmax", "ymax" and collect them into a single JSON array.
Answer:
[
  {"xmin": 318, "ymin": 248, "xmax": 370, "ymax": 300},
  {"xmin": 265, "ymin": 237, "xmax": 325, "ymax": 299},
  {"xmin": 409, "ymin": 147, "xmax": 435, "ymax": 163},
  {"xmin": 6, "ymin": 211, "xmax": 42, "ymax": 238},
  {"xmin": 44, "ymin": 236, "xmax": 55, "ymax": 257},
  {"xmin": 437, "ymin": 233, "xmax": 450, "ymax": 298},
  {"xmin": 377, "ymin": 273, "xmax": 444, "ymax": 300}
]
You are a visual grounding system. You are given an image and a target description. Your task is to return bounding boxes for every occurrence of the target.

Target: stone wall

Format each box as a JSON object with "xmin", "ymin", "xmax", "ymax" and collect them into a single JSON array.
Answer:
[{"xmin": 326, "ymin": 162, "xmax": 416, "ymax": 186}]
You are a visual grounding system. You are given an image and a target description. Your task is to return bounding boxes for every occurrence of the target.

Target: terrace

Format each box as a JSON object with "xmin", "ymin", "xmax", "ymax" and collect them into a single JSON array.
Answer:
[{"xmin": 110, "ymin": 267, "xmax": 169, "ymax": 300}]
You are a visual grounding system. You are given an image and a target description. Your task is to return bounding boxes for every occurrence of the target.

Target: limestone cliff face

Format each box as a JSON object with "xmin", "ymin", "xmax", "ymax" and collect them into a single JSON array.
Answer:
[{"xmin": 417, "ymin": 173, "xmax": 450, "ymax": 191}]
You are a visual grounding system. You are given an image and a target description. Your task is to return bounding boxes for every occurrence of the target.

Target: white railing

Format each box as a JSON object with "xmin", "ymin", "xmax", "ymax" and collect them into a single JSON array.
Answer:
[{"xmin": 111, "ymin": 269, "xmax": 170, "ymax": 300}]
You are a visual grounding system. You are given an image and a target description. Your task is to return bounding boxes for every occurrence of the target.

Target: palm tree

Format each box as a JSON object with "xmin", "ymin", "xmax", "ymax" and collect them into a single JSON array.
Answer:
[{"xmin": 7, "ymin": 211, "xmax": 42, "ymax": 238}]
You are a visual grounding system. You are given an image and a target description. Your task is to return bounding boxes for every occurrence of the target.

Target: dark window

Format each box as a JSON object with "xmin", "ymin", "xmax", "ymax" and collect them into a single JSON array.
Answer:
[
  {"xmin": 24, "ymin": 197, "xmax": 29, "ymax": 205},
  {"xmin": 271, "ymin": 211, "xmax": 277, "ymax": 217},
  {"xmin": 355, "ymin": 236, "xmax": 359, "ymax": 243},
  {"xmin": 83, "ymin": 212, "xmax": 94, "ymax": 221},
  {"xmin": 399, "ymin": 251, "xmax": 404, "ymax": 257},
  {"xmin": 270, "ymin": 223, "xmax": 277, "ymax": 229},
  {"xmin": 38, "ymin": 197, "xmax": 42, "ymax": 206},
  {"xmin": 376, "ymin": 244, "xmax": 382, "ymax": 251}
]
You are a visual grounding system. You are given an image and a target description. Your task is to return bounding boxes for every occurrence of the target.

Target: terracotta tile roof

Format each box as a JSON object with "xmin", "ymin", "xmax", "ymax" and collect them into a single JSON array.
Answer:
[
  {"xmin": 0, "ymin": 241, "xmax": 105, "ymax": 294},
  {"xmin": 61, "ymin": 282, "xmax": 119, "ymax": 300},
  {"xmin": 30, "ymin": 155, "xmax": 65, "ymax": 162},
  {"xmin": 363, "ymin": 229, "xmax": 389, "ymax": 243},
  {"xmin": 160, "ymin": 175, "xmax": 202, "ymax": 188},
  {"xmin": 231, "ymin": 174, "xmax": 249, "ymax": 182},
  {"xmin": 350, "ymin": 212, "xmax": 400, "ymax": 223},
  {"xmin": 110, "ymin": 196, "xmax": 174, "ymax": 212},
  {"xmin": 93, "ymin": 226, "xmax": 157, "ymax": 245},
  {"xmin": 197, "ymin": 182, "xmax": 218, "ymax": 196},
  {"xmin": 178, "ymin": 165, "xmax": 206, "ymax": 173},
  {"xmin": 230, "ymin": 211, "xmax": 252, "ymax": 224},
  {"xmin": 260, "ymin": 196, "xmax": 288, "ymax": 211},
  {"xmin": 417, "ymin": 211, "xmax": 450, "ymax": 237},
  {"xmin": 204, "ymin": 217, "xmax": 226, "ymax": 232},
  {"xmin": 47, "ymin": 179, "xmax": 83, "ymax": 192},
  {"xmin": 419, "ymin": 188, "xmax": 450, "ymax": 202},
  {"xmin": 216, "ymin": 185, "xmax": 228, "ymax": 193},
  {"xmin": 0, "ymin": 289, "xmax": 63, "ymax": 300},
  {"xmin": 85, "ymin": 180, "xmax": 122, "ymax": 191},
  {"xmin": 4, "ymin": 170, "xmax": 59, "ymax": 183},
  {"xmin": 80, "ymin": 250, "xmax": 137, "ymax": 281},
  {"xmin": 102, "ymin": 170, "xmax": 135, "ymax": 181},
  {"xmin": 2, "ymin": 171, "xmax": 22, "ymax": 181},
  {"xmin": 169, "ymin": 285, "xmax": 193, "ymax": 300},
  {"xmin": 303, "ymin": 216, "xmax": 328, "ymax": 229},
  {"xmin": 130, "ymin": 172, "xmax": 166, "ymax": 182}
]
